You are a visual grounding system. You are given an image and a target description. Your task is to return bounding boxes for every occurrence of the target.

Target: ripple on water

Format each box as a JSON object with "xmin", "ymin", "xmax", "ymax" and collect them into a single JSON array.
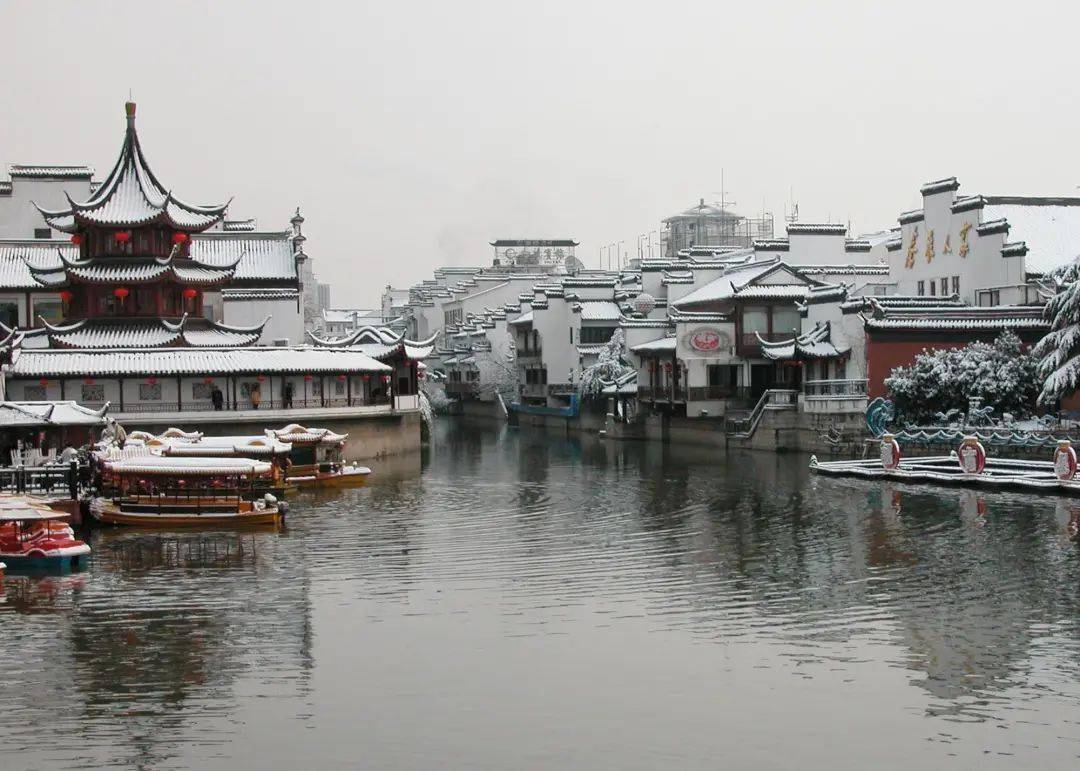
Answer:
[{"xmin": 1, "ymin": 423, "xmax": 1079, "ymax": 769}]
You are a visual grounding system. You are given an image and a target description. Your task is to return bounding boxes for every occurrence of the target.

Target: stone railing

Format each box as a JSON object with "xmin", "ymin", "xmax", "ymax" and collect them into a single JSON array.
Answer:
[{"xmin": 803, "ymin": 379, "xmax": 868, "ymax": 399}]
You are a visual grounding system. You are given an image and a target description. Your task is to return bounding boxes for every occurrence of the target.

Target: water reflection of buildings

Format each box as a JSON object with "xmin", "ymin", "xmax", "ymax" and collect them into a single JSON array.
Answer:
[
  {"xmin": 0, "ymin": 529, "xmax": 316, "ymax": 769},
  {"xmin": 435, "ymin": 427, "xmax": 1080, "ymax": 722}
]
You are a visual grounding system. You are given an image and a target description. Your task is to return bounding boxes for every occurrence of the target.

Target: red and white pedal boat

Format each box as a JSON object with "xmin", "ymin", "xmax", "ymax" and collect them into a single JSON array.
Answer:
[{"xmin": 0, "ymin": 497, "xmax": 90, "ymax": 571}]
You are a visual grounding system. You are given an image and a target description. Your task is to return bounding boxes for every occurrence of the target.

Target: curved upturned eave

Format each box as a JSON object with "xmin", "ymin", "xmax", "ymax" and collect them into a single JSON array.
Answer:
[{"xmin": 32, "ymin": 113, "xmax": 229, "ymax": 234}]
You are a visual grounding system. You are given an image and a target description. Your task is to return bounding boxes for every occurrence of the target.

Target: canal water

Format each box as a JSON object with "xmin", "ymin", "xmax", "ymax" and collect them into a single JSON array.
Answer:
[{"xmin": 2, "ymin": 420, "xmax": 1079, "ymax": 770}]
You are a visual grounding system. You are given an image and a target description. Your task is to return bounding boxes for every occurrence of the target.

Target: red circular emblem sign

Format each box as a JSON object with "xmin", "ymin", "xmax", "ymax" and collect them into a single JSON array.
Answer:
[{"xmin": 686, "ymin": 327, "xmax": 728, "ymax": 353}]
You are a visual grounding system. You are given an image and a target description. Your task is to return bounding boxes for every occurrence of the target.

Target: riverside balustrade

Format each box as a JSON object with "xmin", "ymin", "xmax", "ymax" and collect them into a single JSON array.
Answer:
[{"xmin": 802, "ymin": 379, "xmax": 869, "ymax": 399}]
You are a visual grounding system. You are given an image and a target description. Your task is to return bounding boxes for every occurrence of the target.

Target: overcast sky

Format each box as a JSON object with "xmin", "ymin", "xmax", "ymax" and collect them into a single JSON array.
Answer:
[{"xmin": 3, "ymin": 0, "xmax": 1078, "ymax": 306}]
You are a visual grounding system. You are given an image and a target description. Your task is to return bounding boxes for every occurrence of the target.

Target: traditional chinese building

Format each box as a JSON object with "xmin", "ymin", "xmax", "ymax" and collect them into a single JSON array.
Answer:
[{"xmin": 0, "ymin": 103, "xmax": 426, "ymax": 457}]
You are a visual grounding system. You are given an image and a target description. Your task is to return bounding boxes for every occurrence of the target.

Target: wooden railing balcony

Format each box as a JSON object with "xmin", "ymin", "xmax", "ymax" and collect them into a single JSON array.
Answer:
[{"xmin": 637, "ymin": 385, "xmax": 687, "ymax": 403}]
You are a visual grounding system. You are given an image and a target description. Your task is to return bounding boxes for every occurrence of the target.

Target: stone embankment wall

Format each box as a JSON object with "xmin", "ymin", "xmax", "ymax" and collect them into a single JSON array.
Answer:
[{"xmin": 454, "ymin": 399, "xmax": 872, "ymax": 455}]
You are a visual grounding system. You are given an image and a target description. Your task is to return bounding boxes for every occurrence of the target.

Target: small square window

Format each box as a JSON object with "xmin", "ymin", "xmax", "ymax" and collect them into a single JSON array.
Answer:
[
  {"xmin": 33, "ymin": 228, "xmax": 51, "ymax": 240},
  {"xmin": 24, "ymin": 385, "xmax": 46, "ymax": 400},
  {"xmin": 82, "ymin": 384, "xmax": 104, "ymax": 402},
  {"xmin": 139, "ymin": 383, "xmax": 162, "ymax": 401}
]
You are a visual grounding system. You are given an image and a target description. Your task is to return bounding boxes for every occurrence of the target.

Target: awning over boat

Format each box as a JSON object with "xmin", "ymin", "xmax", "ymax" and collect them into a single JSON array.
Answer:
[
  {"xmin": 102, "ymin": 456, "xmax": 273, "ymax": 476},
  {"xmin": 0, "ymin": 498, "xmax": 68, "ymax": 521}
]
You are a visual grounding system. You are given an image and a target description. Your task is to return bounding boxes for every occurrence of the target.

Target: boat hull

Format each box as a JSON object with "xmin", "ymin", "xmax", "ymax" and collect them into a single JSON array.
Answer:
[
  {"xmin": 0, "ymin": 544, "xmax": 90, "ymax": 572},
  {"xmin": 290, "ymin": 467, "xmax": 371, "ymax": 489},
  {"xmin": 89, "ymin": 499, "xmax": 283, "ymax": 528}
]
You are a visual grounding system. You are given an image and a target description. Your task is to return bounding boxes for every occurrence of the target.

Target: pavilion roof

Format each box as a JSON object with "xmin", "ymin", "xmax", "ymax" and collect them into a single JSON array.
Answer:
[
  {"xmin": 860, "ymin": 304, "xmax": 1049, "ymax": 333},
  {"xmin": 24, "ymin": 244, "xmax": 240, "ymax": 288},
  {"xmin": 33, "ymin": 102, "xmax": 228, "ymax": 234},
  {"xmin": 8, "ymin": 314, "xmax": 269, "ymax": 349},
  {"xmin": 759, "ymin": 321, "xmax": 848, "ymax": 361},
  {"xmin": 306, "ymin": 326, "xmax": 437, "ymax": 361},
  {"xmin": 8, "ymin": 346, "xmax": 393, "ymax": 378}
]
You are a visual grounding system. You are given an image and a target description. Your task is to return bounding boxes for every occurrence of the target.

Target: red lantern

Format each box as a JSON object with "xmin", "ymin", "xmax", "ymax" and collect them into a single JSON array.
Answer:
[
  {"xmin": 182, "ymin": 288, "xmax": 198, "ymax": 300},
  {"xmin": 304, "ymin": 375, "xmax": 313, "ymax": 382},
  {"xmin": 38, "ymin": 378, "xmax": 48, "ymax": 387},
  {"xmin": 114, "ymin": 287, "xmax": 130, "ymax": 301},
  {"xmin": 59, "ymin": 290, "xmax": 74, "ymax": 304},
  {"xmin": 114, "ymin": 231, "xmax": 131, "ymax": 244},
  {"xmin": 363, "ymin": 374, "xmax": 371, "ymax": 382},
  {"xmin": 382, "ymin": 375, "xmax": 391, "ymax": 383},
  {"xmin": 171, "ymin": 232, "xmax": 189, "ymax": 245},
  {"xmin": 147, "ymin": 376, "xmax": 157, "ymax": 385},
  {"xmin": 203, "ymin": 376, "xmax": 214, "ymax": 384},
  {"xmin": 664, "ymin": 362, "xmax": 672, "ymax": 373},
  {"xmin": 70, "ymin": 234, "xmax": 82, "ymax": 246},
  {"xmin": 256, "ymin": 374, "xmax": 266, "ymax": 382},
  {"xmin": 336, "ymin": 374, "xmax": 346, "ymax": 381},
  {"xmin": 84, "ymin": 377, "xmax": 95, "ymax": 385}
]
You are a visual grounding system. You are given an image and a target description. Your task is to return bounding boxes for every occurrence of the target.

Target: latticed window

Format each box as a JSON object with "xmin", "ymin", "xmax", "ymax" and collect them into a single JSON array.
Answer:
[
  {"xmin": 24, "ymin": 386, "xmax": 46, "ymax": 400},
  {"xmin": 139, "ymin": 383, "xmax": 162, "ymax": 400},
  {"xmin": 82, "ymin": 384, "xmax": 105, "ymax": 402},
  {"xmin": 192, "ymin": 383, "xmax": 212, "ymax": 399}
]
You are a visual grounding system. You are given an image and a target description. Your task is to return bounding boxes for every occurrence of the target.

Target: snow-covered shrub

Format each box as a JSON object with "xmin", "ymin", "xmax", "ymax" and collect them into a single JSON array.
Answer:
[
  {"xmin": 885, "ymin": 330, "xmax": 1039, "ymax": 423},
  {"xmin": 579, "ymin": 329, "xmax": 634, "ymax": 397}
]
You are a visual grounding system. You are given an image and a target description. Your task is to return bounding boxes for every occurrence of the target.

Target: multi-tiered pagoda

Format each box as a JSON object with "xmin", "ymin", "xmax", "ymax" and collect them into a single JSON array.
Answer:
[
  {"xmin": 0, "ymin": 103, "xmax": 436, "ymax": 436},
  {"xmin": 24, "ymin": 102, "xmax": 265, "ymax": 348}
]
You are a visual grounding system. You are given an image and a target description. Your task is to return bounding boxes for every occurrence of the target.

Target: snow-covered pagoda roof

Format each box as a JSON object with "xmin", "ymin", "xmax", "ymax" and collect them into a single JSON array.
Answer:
[
  {"xmin": 861, "ymin": 303, "xmax": 1049, "ymax": 332},
  {"xmin": 25, "ymin": 244, "xmax": 240, "ymax": 288},
  {"xmin": 759, "ymin": 321, "xmax": 849, "ymax": 361},
  {"xmin": 672, "ymin": 259, "xmax": 830, "ymax": 308},
  {"xmin": 8, "ymin": 346, "xmax": 392, "ymax": 378},
  {"xmin": 839, "ymin": 294, "xmax": 965, "ymax": 314},
  {"xmin": 306, "ymin": 326, "xmax": 436, "ymax": 361},
  {"xmin": 13, "ymin": 315, "xmax": 269, "ymax": 349},
  {"xmin": 0, "ymin": 232, "xmax": 299, "ymax": 290},
  {"xmin": 630, "ymin": 335, "xmax": 677, "ymax": 354},
  {"xmin": 34, "ymin": 102, "xmax": 228, "ymax": 234}
]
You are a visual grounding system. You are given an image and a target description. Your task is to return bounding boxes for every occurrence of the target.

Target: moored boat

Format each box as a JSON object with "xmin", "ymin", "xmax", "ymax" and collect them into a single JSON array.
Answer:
[
  {"xmin": 90, "ymin": 456, "xmax": 284, "ymax": 527},
  {"xmin": 266, "ymin": 424, "xmax": 371, "ymax": 488},
  {"xmin": 0, "ymin": 497, "xmax": 90, "ymax": 570}
]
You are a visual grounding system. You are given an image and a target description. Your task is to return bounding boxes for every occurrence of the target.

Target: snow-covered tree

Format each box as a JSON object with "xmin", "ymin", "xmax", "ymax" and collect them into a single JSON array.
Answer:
[
  {"xmin": 885, "ymin": 330, "xmax": 1039, "ymax": 423},
  {"xmin": 475, "ymin": 345, "xmax": 519, "ymax": 401},
  {"xmin": 579, "ymin": 329, "xmax": 634, "ymax": 397},
  {"xmin": 1033, "ymin": 261, "xmax": 1080, "ymax": 405},
  {"xmin": 420, "ymin": 378, "xmax": 455, "ymax": 414}
]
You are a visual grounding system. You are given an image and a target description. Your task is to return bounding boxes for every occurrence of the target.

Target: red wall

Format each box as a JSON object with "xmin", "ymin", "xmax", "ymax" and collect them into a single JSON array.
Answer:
[{"xmin": 866, "ymin": 339, "xmax": 967, "ymax": 398}]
